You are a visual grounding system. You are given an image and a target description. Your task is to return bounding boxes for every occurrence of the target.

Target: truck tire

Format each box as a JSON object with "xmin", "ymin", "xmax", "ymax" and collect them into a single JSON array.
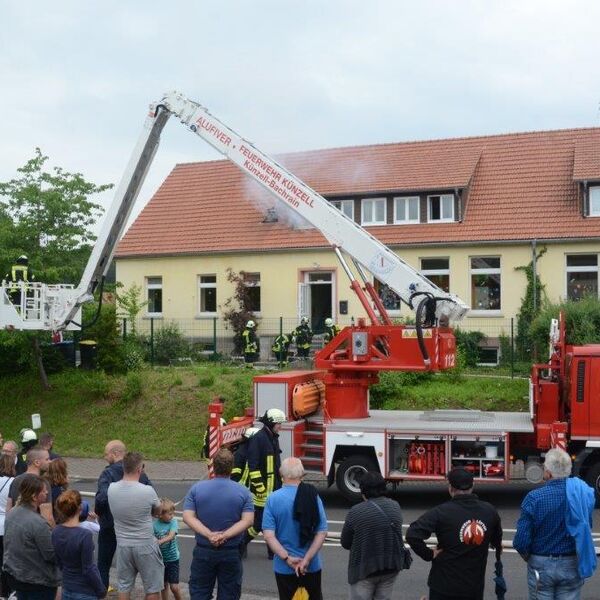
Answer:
[
  {"xmin": 584, "ymin": 462, "xmax": 600, "ymax": 506},
  {"xmin": 336, "ymin": 455, "xmax": 378, "ymax": 503}
]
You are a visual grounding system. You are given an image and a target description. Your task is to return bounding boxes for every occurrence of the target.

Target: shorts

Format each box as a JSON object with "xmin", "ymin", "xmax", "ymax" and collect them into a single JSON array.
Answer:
[
  {"xmin": 164, "ymin": 560, "xmax": 180, "ymax": 584},
  {"xmin": 116, "ymin": 544, "xmax": 164, "ymax": 593}
]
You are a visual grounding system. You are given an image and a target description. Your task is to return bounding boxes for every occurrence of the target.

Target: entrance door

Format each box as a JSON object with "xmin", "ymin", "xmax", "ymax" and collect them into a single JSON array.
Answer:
[{"xmin": 300, "ymin": 272, "xmax": 334, "ymax": 333}]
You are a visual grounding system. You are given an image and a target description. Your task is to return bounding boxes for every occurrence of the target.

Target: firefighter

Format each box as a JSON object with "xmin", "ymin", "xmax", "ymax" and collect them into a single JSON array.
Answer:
[
  {"xmin": 271, "ymin": 332, "xmax": 292, "ymax": 365},
  {"xmin": 243, "ymin": 407, "xmax": 285, "ymax": 557},
  {"xmin": 231, "ymin": 425, "xmax": 262, "ymax": 485},
  {"xmin": 293, "ymin": 316, "xmax": 313, "ymax": 359},
  {"xmin": 16, "ymin": 428, "xmax": 38, "ymax": 475},
  {"xmin": 323, "ymin": 317, "xmax": 341, "ymax": 344},
  {"xmin": 5, "ymin": 255, "xmax": 35, "ymax": 307},
  {"xmin": 242, "ymin": 320, "xmax": 259, "ymax": 366}
]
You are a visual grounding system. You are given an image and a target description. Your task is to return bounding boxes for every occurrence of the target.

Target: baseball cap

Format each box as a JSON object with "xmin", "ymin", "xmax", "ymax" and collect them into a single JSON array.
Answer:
[{"xmin": 447, "ymin": 467, "xmax": 474, "ymax": 490}]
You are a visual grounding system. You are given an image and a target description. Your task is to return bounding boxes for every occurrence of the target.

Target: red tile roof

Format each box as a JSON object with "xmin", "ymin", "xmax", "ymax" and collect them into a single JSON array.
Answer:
[{"xmin": 116, "ymin": 127, "xmax": 600, "ymax": 258}]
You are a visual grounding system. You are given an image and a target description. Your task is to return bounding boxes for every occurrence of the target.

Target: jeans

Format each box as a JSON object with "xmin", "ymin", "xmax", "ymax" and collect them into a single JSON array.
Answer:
[
  {"xmin": 15, "ymin": 589, "xmax": 57, "ymax": 600},
  {"xmin": 527, "ymin": 555, "xmax": 583, "ymax": 600},
  {"xmin": 97, "ymin": 526, "xmax": 117, "ymax": 588},
  {"xmin": 189, "ymin": 545, "xmax": 242, "ymax": 600},
  {"xmin": 349, "ymin": 571, "xmax": 398, "ymax": 600},
  {"xmin": 62, "ymin": 591, "xmax": 99, "ymax": 600}
]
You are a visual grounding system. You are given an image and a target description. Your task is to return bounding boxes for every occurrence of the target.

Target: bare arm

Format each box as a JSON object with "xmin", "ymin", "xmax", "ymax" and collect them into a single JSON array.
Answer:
[
  {"xmin": 183, "ymin": 509, "xmax": 214, "ymax": 540},
  {"xmin": 264, "ymin": 530, "xmax": 302, "ymax": 568},
  {"xmin": 296, "ymin": 531, "xmax": 327, "ymax": 575},
  {"xmin": 5, "ymin": 497, "xmax": 12, "ymax": 512},
  {"xmin": 40, "ymin": 502, "xmax": 55, "ymax": 529},
  {"xmin": 158, "ymin": 530, "xmax": 177, "ymax": 545}
]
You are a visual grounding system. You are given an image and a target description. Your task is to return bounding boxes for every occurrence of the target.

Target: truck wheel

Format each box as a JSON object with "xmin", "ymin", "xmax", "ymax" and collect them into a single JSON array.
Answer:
[
  {"xmin": 336, "ymin": 455, "xmax": 378, "ymax": 503},
  {"xmin": 584, "ymin": 462, "xmax": 600, "ymax": 506}
]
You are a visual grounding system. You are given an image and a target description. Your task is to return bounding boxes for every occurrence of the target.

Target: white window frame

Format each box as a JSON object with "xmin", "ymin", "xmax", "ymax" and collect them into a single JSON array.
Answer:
[
  {"xmin": 477, "ymin": 347, "xmax": 500, "ymax": 367},
  {"xmin": 373, "ymin": 277, "xmax": 402, "ymax": 314},
  {"xmin": 420, "ymin": 257, "xmax": 450, "ymax": 292},
  {"xmin": 393, "ymin": 196, "xmax": 420, "ymax": 224},
  {"xmin": 469, "ymin": 256, "xmax": 502, "ymax": 315},
  {"xmin": 331, "ymin": 199, "xmax": 354, "ymax": 220},
  {"xmin": 565, "ymin": 254, "xmax": 599, "ymax": 301},
  {"xmin": 145, "ymin": 276, "xmax": 163, "ymax": 317},
  {"xmin": 590, "ymin": 186, "xmax": 600, "ymax": 217},
  {"xmin": 427, "ymin": 194, "xmax": 454, "ymax": 223},
  {"xmin": 243, "ymin": 272, "xmax": 262, "ymax": 315},
  {"xmin": 198, "ymin": 274, "xmax": 217, "ymax": 316},
  {"xmin": 361, "ymin": 197, "xmax": 387, "ymax": 226}
]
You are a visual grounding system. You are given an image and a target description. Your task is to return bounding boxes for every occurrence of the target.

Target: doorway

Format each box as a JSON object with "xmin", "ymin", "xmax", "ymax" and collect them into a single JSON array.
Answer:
[{"xmin": 299, "ymin": 272, "xmax": 334, "ymax": 333}]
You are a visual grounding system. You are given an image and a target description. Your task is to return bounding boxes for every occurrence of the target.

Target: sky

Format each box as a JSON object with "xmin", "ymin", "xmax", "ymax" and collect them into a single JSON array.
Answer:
[{"xmin": 2, "ymin": 0, "xmax": 600, "ymax": 233}]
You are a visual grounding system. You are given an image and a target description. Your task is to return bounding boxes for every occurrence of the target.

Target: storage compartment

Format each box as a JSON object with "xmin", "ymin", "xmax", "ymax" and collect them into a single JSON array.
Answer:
[
  {"xmin": 449, "ymin": 436, "xmax": 506, "ymax": 480},
  {"xmin": 388, "ymin": 435, "xmax": 447, "ymax": 479}
]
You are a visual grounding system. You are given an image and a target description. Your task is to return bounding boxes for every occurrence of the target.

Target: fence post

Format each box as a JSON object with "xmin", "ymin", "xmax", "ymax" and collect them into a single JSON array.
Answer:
[
  {"xmin": 213, "ymin": 317, "xmax": 217, "ymax": 360},
  {"xmin": 123, "ymin": 318, "xmax": 127, "ymax": 340},
  {"xmin": 150, "ymin": 318, "xmax": 155, "ymax": 367},
  {"xmin": 510, "ymin": 317, "xmax": 514, "ymax": 379},
  {"xmin": 279, "ymin": 316, "xmax": 283, "ymax": 368}
]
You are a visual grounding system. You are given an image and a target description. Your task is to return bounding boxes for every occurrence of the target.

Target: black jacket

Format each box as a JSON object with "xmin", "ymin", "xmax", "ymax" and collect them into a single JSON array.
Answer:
[
  {"xmin": 406, "ymin": 493, "xmax": 502, "ymax": 599},
  {"xmin": 94, "ymin": 461, "xmax": 152, "ymax": 529},
  {"xmin": 246, "ymin": 426, "xmax": 281, "ymax": 506}
]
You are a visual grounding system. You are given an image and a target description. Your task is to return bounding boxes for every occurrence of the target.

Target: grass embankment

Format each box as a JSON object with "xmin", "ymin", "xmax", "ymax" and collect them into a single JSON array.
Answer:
[{"xmin": 0, "ymin": 366, "xmax": 529, "ymax": 460}]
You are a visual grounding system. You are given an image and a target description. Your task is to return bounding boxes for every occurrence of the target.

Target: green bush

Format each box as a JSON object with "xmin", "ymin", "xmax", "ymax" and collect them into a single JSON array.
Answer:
[
  {"xmin": 121, "ymin": 372, "xmax": 143, "ymax": 404},
  {"xmin": 198, "ymin": 371, "xmax": 215, "ymax": 387},
  {"xmin": 370, "ymin": 370, "xmax": 434, "ymax": 408},
  {"xmin": 530, "ymin": 297, "xmax": 600, "ymax": 352},
  {"xmin": 454, "ymin": 328, "xmax": 485, "ymax": 367},
  {"xmin": 153, "ymin": 322, "xmax": 190, "ymax": 365},
  {"xmin": 0, "ymin": 330, "xmax": 33, "ymax": 375},
  {"xmin": 82, "ymin": 304, "xmax": 126, "ymax": 374},
  {"xmin": 122, "ymin": 339, "xmax": 145, "ymax": 372}
]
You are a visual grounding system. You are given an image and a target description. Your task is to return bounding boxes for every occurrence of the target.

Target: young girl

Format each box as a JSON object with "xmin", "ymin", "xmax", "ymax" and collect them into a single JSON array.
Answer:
[{"xmin": 153, "ymin": 498, "xmax": 181, "ymax": 600}]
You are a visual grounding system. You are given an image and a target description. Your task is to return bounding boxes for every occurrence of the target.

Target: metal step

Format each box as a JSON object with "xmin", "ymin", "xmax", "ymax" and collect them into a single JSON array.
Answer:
[
  {"xmin": 303, "ymin": 429, "xmax": 324, "ymax": 437},
  {"xmin": 299, "ymin": 442, "xmax": 323, "ymax": 451},
  {"xmin": 299, "ymin": 455, "xmax": 324, "ymax": 466}
]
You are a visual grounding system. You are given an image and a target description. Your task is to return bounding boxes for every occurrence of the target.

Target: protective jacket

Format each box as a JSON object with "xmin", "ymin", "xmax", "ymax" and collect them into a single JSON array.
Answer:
[
  {"xmin": 324, "ymin": 324, "xmax": 341, "ymax": 343},
  {"xmin": 271, "ymin": 333, "xmax": 291, "ymax": 353},
  {"xmin": 242, "ymin": 328, "xmax": 259, "ymax": 354},
  {"xmin": 231, "ymin": 440, "xmax": 250, "ymax": 486},
  {"xmin": 294, "ymin": 323, "xmax": 313, "ymax": 349},
  {"xmin": 246, "ymin": 426, "xmax": 281, "ymax": 507},
  {"xmin": 7, "ymin": 264, "xmax": 34, "ymax": 283}
]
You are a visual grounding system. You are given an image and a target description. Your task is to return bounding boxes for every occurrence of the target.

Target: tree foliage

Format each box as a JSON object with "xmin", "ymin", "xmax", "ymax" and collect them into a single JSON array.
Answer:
[
  {"xmin": 116, "ymin": 283, "xmax": 148, "ymax": 336},
  {"xmin": 0, "ymin": 148, "xmax": 111, "ymax": 283},
  {"xmin": 515, "ymin": 246, "xmax": 547, "ymax": 360},
  {"xmin": 222, "ymin": 268, "xmax": 258, "ymax": 354}
]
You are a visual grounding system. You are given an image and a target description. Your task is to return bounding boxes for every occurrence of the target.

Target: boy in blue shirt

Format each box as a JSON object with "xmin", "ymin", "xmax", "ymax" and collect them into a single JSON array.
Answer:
[{"xmin": 153, "ymin": 498, "xmax": 181, "ymax": 600}]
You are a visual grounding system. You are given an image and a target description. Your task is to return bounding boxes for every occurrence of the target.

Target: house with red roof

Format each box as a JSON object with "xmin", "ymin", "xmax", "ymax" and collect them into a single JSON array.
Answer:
[{"xmin": 115, "ymin": 127, "xmax": 600, "ymax": 363}]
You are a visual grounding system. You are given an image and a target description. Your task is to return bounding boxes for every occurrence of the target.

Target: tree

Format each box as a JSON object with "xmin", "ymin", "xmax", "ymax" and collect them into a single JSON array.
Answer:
[
  {"xmin": 222, "ymin": 268, "xmax": 258, "ymax": 354},
  {"xmin": 116, "ymin": 283, "xmax": 148, "ymax": 337},
  {"xmin": 0, "ymin": 148, "xmax": 111, "ymax": 283},
  {"xmin": 0, "ymin": 149, "xmax": 112, "ymax": 388}
]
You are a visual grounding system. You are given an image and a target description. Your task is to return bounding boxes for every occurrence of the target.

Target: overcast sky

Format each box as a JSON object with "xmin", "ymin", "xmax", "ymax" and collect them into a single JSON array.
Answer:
[{"xmin": 2, "ymin": 1, "xmax": 599, "ymax": 232}]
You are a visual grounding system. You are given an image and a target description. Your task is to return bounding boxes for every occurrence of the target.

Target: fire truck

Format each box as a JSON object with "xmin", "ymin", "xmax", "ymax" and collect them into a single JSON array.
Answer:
[{"xmin": 2, "ymin": 92, "xmax": 600, "ymax": 502}]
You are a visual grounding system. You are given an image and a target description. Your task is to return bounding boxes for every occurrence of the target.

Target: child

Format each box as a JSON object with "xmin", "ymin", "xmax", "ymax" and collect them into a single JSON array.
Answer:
[{"xmin": 153, "ymin": 498, "xmax": 182, "ymax": 600}]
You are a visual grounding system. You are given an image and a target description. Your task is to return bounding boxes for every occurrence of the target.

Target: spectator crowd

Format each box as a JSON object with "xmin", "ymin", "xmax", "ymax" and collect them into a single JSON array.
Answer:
[{"xmin": 0, "ymin": 423, "xmax": 596, "ymax": 600}]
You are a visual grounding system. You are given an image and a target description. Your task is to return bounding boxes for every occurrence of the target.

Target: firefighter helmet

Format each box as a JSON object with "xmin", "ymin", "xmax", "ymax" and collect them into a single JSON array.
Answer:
[
  {"xmin": 300, "ymin": 316, "xmax": 309, "ymax": 325},
  {"xmin": 20, "ymin": 428, "xmax": 37, "ymax": 443},
  {"xmin": 264, "ymin": 408, "xmax": 286, "ymax": 425},
  {"xmin": 325, "ymin": 318, "xmax": 333, "ymax": 327},
  {"xmin": 16, "ymin": 255, "xmax": 28, "ymax": 265},
  {"xmin": 246, "ymin": 320, "xmax": 255, "ymax": 328},
  {"xmin": 243, "ymin": 426, "xmax": 261, "ymax": 439}
]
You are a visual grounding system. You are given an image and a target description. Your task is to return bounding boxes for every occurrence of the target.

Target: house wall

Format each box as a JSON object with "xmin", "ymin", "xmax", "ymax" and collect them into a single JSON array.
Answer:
[{"xmin": 115, "ymin": 240, "xmax": 600, "ymax": 335}]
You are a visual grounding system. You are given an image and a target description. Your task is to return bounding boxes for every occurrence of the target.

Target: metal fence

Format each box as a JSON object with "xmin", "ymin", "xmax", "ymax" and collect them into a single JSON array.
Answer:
[{"xmin": 121, "ymin": 315, "xmax": 528, "ymax": 376}]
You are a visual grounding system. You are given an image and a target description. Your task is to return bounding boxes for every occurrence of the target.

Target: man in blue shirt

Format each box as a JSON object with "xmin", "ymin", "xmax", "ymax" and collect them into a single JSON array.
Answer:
[
  {"xmin": 263, "ymin": 457, "xmax": 328, "ymax": 600},
  {"xmin": 183, "ymin": 448, "xmax": 254, "ymax": 600},
  {"xmin": 513, "ymin": 448, "xmax": 593, "ymax": 599}
]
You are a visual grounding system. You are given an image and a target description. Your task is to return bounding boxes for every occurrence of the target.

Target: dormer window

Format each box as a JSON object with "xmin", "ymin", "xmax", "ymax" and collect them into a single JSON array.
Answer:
[
  {"xmin": 590, "ymin": 186, "xmax": 600, "ymax": 216},
  {"xmin": 428, "ymin": 194, "xmax": 454, "ymax": 222},
  {"xmin": 331, "ymin": 199, "xmax": 354, "ymax": 220},
  {"xmin": 361, "ymin": 198, "xmax": 386, "ymax": 225},
  {"xmin": 394, "ymin": 196, "xmax": 420, "ymax": 224}
]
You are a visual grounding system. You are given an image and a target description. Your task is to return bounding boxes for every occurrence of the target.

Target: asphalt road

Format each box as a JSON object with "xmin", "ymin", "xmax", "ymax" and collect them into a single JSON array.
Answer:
[{"xmin": 75, "ymin": 479, "xmax": 600, "ymax": 600}]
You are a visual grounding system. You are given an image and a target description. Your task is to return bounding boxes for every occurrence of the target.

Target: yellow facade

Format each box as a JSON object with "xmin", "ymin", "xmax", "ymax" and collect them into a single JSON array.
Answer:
[{"xmin": 115, "ymin": 241, "xmax": 600, "ymax": 341}]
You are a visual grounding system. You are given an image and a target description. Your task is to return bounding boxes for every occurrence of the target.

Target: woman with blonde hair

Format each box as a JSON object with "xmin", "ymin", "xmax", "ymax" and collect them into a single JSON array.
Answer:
[
  {"xmin": 51, "ymin": 490, "xmax": 106, "ymax": 600},
  {"xmin": 45, "ymin": 457, "xmax": 68, "ymax": 521},
  {"xmin": 3, "ymin": 474, "xmax": 60, "ymax": 599}
]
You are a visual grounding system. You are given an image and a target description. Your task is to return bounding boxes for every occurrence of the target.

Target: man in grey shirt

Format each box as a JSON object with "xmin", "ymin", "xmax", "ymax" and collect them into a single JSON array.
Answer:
[{"xmin": 108, "ymin": 452, "xmax": 162, "ymax": 600}]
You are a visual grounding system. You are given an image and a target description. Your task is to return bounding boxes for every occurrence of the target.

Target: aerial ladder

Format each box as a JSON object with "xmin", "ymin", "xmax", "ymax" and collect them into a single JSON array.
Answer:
[{"xmin": 0, "ymin": 91, "xmax": 469, "ymax": 348}]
